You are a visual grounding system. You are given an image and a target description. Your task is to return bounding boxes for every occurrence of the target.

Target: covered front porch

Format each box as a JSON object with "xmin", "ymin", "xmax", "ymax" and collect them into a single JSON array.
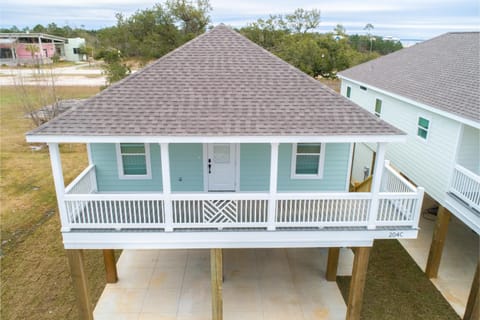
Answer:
[{"xmin": 45, "ymin": 141, "xmax": 425, "ymax": 247}]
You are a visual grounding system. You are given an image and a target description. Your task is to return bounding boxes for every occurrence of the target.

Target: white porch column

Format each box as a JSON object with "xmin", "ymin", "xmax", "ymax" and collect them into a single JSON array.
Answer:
[
  {"xmin": 367, "ymin": 142, "xmax": 386, "ymax": 229},
  {"xmin": 86, "ymin": 143, "xmax": 98, "ymax": 192},
  {"xmin": 267, "ymin": 143, "xmax": 279, "ymax": 231},
  {"xmin": 48, "ymin": 143, "xmax": 70, "ymax": 231},
  {"xmin": 160, "ymin": 143, "xmax": 173, "ymax": 232}
]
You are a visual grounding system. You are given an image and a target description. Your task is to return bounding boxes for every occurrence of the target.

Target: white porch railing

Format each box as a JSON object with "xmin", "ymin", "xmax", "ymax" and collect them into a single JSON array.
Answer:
[
  {"xmin": 275, "ymin": 193, "xmax": 371, "ymax": 227},
  {"xmin": 450, "ymin": 165, "xmax": 480, "ymax": 212},
  {"xmin": 64, "ymin": 194, "xmax": 165, "ymax": 229},
  {"xmin": 381, "ymin": 160, "xmax": 417, "ymax": 193},
  {"xmin": 65, "ymin": 164, "xmax": 97, "ymax": 194},
  {"xmin": 61, "ymin": 162, "xmax": 424, "ymax": 231}
]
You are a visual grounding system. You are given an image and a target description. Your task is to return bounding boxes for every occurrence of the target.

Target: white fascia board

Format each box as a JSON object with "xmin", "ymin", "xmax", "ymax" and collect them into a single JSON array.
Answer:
[
  {"xmin": 444, "ymin": 196, "xmax": 480, "ymax": 234},
  {"xmin": 26, "ymin": 134, "xmax": 406, "ymax": 144},
  {"xmin": 339, "ymin": 76, "xmax": 480, "ymax": 130},
  {"xmin": 61, "ymin": 229, "xmax": 418, "ymax": 249}
]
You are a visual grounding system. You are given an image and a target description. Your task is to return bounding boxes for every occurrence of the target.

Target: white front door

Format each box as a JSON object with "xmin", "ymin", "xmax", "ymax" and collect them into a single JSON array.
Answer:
[{"xmin": 207, "ymin": 144, "xmax": 236, "ymax": 191}]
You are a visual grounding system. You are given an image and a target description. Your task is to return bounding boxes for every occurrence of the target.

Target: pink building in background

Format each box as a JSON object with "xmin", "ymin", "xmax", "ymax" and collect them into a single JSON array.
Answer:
[
  {"xmin": 0, "ymin": 33, "xmax": 85, "ymax": 65},
  {"xmin": 12, "ymin": 42, "xmax": 56, "ymax": 60}
]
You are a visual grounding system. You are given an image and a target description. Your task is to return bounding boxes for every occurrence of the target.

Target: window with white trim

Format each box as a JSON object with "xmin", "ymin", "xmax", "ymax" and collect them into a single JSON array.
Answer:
[
  {"xmin": 417, "ymin": 117, "xmax": 430, "ymax": 140},
  {"xmin": 374, "ymin": 98, "xmax": 382, "ymax": 117},
  {"xmin": 116, "ymin": 143, "xmax": 152, "ymax": 179},
  {"xmin": 346, "ymin": 86, "xmax": 352, "ymax": 98},
  {"xmin": 291, "ymin": 143, "xmax": 325, "ymax": 179}
]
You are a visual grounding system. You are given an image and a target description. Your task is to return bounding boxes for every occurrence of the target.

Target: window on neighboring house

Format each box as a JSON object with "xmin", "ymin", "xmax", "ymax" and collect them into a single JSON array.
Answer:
[
  {"xmin": 291, "ymin": 143, "xmax": 325, "ymax": 179},
  {"xmin": 417, "ymin": 117, "xmax": 430, "ymax": 140},
  {"xmin": 360, "ymin": 86, "xmax": 367, "ymax": 91},
  {"xmin": 73, "ymin": 48, "xmax": 80, "ymax": 54},
  {"xmin": 346, "ymin": 86, "xmax": 351, "ymax": 98},
  {"xmin": 116, "ymin": 143, "xmax": 151, "ymax": 179},
  {"xmin": 374, "ymin": 99, "xmax": 382, "ymax": 117}
]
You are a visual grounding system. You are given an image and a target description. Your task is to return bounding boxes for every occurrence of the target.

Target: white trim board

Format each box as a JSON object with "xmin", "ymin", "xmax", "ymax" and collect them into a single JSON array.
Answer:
[
  {"xmin": 339, "ymin": 76, "xmax": 480, "ymax": 129},
  {"xmin": 61, "ymin": 228, "xmax": 419, "ymax": 249},
  {"xmin": 26, "ymin": 134, "xmax": 407, "ymax": 144}
]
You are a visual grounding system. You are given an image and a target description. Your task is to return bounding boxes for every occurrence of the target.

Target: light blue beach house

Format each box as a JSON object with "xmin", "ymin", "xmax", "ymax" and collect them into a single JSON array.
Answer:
[{"xmin": 27, "ymin": 25, "xmax": 425, "ymax": 320}]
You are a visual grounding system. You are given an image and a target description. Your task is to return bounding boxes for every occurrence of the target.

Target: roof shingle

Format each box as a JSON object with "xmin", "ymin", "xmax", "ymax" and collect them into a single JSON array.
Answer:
[
  {"xmin": 339, "ymin": 32, "xmax": 480, "ymax": 123},
  {"xmin": 28, "ymin": 25, "xmax": 403, "ymax": 138}
]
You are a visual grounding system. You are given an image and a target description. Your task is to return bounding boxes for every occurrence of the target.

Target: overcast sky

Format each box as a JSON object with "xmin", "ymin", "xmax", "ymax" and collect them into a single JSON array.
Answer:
[{"xmin": 1, "ymin": 0, "xmax": 479, "ymax": 40}]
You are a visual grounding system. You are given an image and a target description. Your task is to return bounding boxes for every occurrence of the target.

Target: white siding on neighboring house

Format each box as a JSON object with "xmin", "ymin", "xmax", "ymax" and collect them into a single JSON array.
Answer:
[
  {"xmin": 351, "ymin": 143, "xmax": 375, "ymax": 183},
  {"xmin": 342, "ymin": 80, "xmax": 462, "ymax": 205},
  {"xmin": 457, "ymin": 124, "xmax": 480, "ymax": 174}
]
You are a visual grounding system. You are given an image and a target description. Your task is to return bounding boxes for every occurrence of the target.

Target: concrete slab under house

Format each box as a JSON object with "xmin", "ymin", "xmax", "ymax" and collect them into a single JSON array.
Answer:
[
  {"xmin": 339, "ymin": 31, "xmax": 479, "ymax": 319},
  {"xmin": 26, "ymin": 25, "xmax": 426, "ymax": 320}
]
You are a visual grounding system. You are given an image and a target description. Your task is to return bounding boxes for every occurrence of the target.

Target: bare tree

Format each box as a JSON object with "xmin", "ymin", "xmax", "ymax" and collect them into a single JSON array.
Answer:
[
  {"xmin": 14, "ymin": 66, "xmax": 62, "ymax": 127},
  {"xmin": 24, "ymin": 44, "xmax": 40, "ymax": 66}
]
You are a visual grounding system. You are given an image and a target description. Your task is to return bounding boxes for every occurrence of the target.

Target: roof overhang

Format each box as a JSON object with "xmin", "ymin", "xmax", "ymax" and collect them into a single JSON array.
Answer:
[
  {"xmin": 25, "ymin": 134, "xmax": 406, "ymax": 144},
  {"xmin": 0, "ymin": 33, "xmax": 67, "ymax": 43},
  {"xmin": 338, "ymin": 75, "xmax": 480, "ymax": 129}
]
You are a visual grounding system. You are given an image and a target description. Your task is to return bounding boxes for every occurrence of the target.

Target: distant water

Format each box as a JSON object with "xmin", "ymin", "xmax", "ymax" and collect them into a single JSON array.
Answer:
[{"xmin": 400, "ymin": 39, "xmax": 424, "ymax": 47}]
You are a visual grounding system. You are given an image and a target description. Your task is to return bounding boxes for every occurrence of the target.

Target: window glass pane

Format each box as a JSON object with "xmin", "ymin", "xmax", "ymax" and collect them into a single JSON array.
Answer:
[
  {"xmin": 346, "ymin": 86, "xmax": 351, "ymax": 98},
  {"xmin": 417, "ymin": 128, "xmax": 428, "ymax": 139},
  {"xmin": 295, "ymin": 155, "xmax": 320, "ymax": 174},
  {"xmin": 121, "ymin": 143, "xmax": 145, "ymax": 154},
  {"xmin": 213, "ymin": 145, "xmax": 230, "ymax": 163},
  {"xmin": 375, "ymin": 99, "xmax": 382, "ymax": 114},
  {"xmin": 418, "ymin": 117, "xmax": 429, "ymax": 129},
  {"xmin": 297, "ymin": 144, "xmax": 321, "ymax": 154},
  {"xmin": 122, "ymin": 155, "xmax": 147, "ymax": 175}
]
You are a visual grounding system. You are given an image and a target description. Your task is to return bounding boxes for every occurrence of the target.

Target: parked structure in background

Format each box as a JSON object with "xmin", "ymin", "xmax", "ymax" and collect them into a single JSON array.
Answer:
[
  {"xmin": 339, "ymin": 32, "xmax": 479, "ymax": 320},
  {"xmin": 0, "ymin": 33, "xmax": 86, "ymax": 65},
  {"xmin": 27, "ymin": 25, "xmax": 425, "ymax": 320}
]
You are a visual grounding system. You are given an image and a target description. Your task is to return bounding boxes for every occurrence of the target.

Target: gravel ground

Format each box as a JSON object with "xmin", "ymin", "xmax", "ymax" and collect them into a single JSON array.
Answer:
[{"xmin": 0, "ymin": 63, "xmax": 106, "ymax": 86}]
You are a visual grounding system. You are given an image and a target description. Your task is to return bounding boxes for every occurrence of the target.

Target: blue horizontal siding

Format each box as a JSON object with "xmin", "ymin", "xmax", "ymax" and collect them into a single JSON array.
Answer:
[
  {"xmin": 91, "ymin": 143, "xmax": 350, "ymax": 193},
  {"xmin": 277, "ymin": 143, "xmax": 350, "ymax": 191},
  {"xmin": 91, "ymin": 143, "xmax": 163, "ymax": 192},
  {"xmin": 240, "ymin": 144, "xmax": 270, "ymax": 191},
  {"xmin": 169, "ymin": 144, "xmax": 204, "ymax": 192}
]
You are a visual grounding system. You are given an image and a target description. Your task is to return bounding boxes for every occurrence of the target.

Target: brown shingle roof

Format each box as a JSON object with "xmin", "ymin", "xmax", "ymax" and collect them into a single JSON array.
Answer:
[
  {"xmin": 28, "ymin": 25, "xmax": 403, "ymax": 138},
  {"xmin": 339, "ymin": 32, "xmax": 480, "ymax": 123}
]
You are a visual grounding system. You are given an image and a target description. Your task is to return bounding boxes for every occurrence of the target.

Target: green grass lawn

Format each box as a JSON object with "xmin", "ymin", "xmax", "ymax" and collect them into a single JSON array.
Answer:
[
  {"xmin": 337, "ymin": 240, "xmax": 460, "ymax": 320},
  {"xmin": 0, "ymin": 85, "xmax": 116, "ymax": 319}
]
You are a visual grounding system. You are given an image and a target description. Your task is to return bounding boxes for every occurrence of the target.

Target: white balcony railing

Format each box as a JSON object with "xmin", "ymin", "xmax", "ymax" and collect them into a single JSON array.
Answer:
[
  {"xmin": 65, "ymin": 164, "xmax": 97, "ymax": 195},
  {"xmin": 450, "ymin": 165, "xmax": 480, "ymax": 212},
  {"xmin": 61, "ymin": 162, "xmax": 424, "ymax": 232}
]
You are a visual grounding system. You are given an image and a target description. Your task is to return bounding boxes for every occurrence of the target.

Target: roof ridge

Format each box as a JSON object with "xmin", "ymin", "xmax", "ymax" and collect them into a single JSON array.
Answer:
[
  {"xmin": 28, "ymin": 27, "xmax": 221, "ymax": 135},
  {"xmin": 220, "ymin": 25, "xmax": 338, "ymax": 94}
]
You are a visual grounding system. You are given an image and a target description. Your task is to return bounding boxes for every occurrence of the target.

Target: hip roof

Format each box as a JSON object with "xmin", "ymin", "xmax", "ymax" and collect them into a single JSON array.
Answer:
[{"xmin": 28, "ymin": 25, "xmax": 403, "ymax": 139}]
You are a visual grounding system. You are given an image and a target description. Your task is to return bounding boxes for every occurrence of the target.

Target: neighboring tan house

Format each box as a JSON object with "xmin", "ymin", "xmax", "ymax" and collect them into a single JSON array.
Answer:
[
  {"xmin": 339, "ymin": 32, "xmax": 479, "ymax": 320},
  {"xmin": 26, "ymin": 25, "xmax": 425, "ymax": 320},
  {"xmin": 0, "ymin": 33, "xmax": 86, "ymax": 65}
]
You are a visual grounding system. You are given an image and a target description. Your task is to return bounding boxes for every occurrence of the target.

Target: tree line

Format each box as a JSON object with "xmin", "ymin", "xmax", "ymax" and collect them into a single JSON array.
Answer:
[{"xmin": 1, "ymin": 1, "xmax": 402, "ymax": 80}]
